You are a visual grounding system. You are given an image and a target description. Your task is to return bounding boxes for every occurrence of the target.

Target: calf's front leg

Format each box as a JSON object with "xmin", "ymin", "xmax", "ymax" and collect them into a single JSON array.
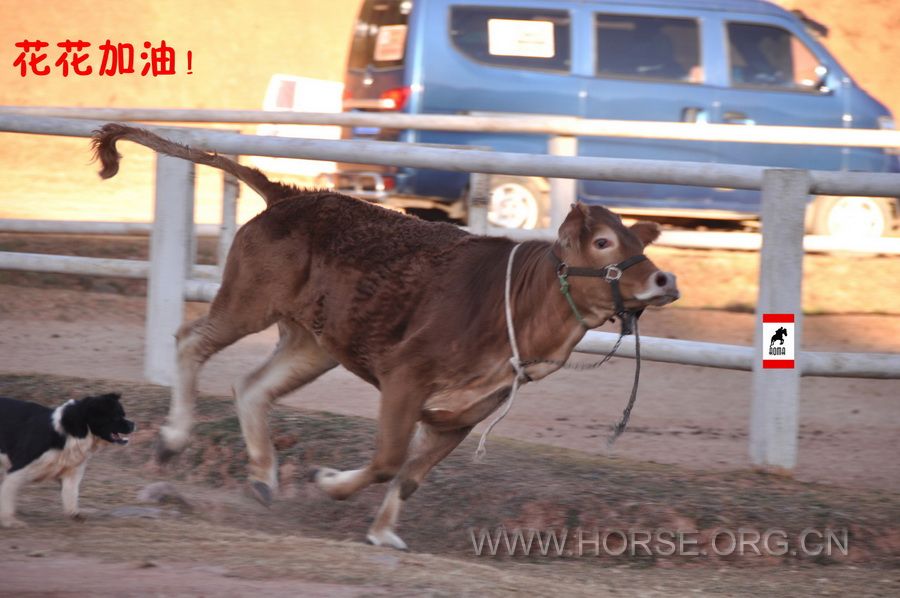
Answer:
[
  {"xmin": 367, "ymin": 422, "xmax": 472, "ymax": 550},
  {"xmin": 313, "ymin": 380, "xmax": 422, "ymax": 500}
]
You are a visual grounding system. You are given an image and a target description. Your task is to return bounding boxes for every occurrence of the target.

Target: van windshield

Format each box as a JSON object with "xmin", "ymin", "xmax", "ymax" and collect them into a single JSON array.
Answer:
[{"xmin": 349, "ymin": 0, "xmax": 412, "ymax": 70}]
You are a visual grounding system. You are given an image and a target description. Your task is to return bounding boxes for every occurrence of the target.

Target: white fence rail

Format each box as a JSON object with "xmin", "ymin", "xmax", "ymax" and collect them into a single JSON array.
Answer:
[
  {"xmin": 4, "ymin": 250, "xmax": 896, "ymax": 379},
  {"xmin": 0, "ymin": 219, "xmax": 222, "ymax": 236},
  {"xmin": 2, "ymin": 114, "xmax": 898, "ymax": 198},
  {"xmin": 5, "ymin": 219, "xmax": 900, "ymax": 256},
  {"xmin": 1, "ymin": 111, "xmax": 898, "ymax": 474},
  {"xmin": 2, "ymin": 105, "xmax": 899, "ymax": 148}
]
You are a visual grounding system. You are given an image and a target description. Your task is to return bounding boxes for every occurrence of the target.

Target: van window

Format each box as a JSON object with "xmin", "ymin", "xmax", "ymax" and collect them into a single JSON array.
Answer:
[
  {"xmin": 450, "ymin": 7, "xmax": 571, "ymax": 72},
  {"xmin": 595, "ymin": 14, "xmax": 701, "ymax": 83},
  {"xmin": 349, "ymin": 0, "xmax": 413, "ymax": 70},
  {"xmin": 727, "ymin": 22, "xmax": 823, "ymax": 91}
]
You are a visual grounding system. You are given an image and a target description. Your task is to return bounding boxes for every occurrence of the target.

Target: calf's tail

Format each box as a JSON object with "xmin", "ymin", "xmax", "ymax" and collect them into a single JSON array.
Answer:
[{"xmin": 91, "ymin": 123, "xmax": 298, "ymax": 207}]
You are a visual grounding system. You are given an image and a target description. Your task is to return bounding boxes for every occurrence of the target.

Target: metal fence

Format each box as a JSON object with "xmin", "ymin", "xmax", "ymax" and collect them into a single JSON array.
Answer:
[{"xmin": 0, "ymin": 110, "xmax": 898, "ymax": 474}]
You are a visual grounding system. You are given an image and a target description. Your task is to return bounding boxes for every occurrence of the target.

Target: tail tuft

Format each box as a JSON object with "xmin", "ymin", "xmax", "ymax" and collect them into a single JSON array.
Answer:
[{"xmin": 91, "ymin": 123, "xmax": 132, "ymax": 179}]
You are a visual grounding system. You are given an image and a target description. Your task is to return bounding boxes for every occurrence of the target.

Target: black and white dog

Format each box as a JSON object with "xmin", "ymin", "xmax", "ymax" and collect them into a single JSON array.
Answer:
[{"xmin": 0, "ymin": 393, "xmax": 135, "ymax": 528}]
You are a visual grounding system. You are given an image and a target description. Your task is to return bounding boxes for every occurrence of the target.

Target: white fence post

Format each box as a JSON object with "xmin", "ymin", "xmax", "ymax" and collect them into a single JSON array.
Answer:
[
  {"xmin": 467, "ymin": 171, "xmax": 490, "ymax": 235},
  {"xmin": 218, "ymin": 154, "xmax": 240, "ymax": 272},
  {"xmin": 749, "ymin": 169, "xmax": 809, "ymax": 471},
  {"xmin": 548, "ymin": 135, "xmax": 577, "ymax": 230},
  {"xmin": 144, "ymin": 154, "xmax": 195, "ymax": 385}
]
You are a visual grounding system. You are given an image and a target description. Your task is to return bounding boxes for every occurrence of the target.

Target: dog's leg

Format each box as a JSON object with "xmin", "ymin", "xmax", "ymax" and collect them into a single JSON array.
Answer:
[
  {"xmin": 0, "ymin": 469, "xmax": 30, "ymax": 528},
  {"xmin": 235, "ymin": 322, "xmax": 336, "ymax": 505},
  {"xmin": 366, "ymin": 423, "xmax": 472, "ymax": 550},
  {"xmin": 314, "ymin": 378, "xmax": 422, "ymax": 500},
  {"xmin": 60, "ymin": 462, "xmax": 88, "ymax": 521}
]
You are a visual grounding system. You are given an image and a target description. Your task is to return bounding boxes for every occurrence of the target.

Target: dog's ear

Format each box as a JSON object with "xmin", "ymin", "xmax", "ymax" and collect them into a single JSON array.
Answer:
[{"xmin": 61, "ymin": 401, "xmax": 89, "ymax": 438}]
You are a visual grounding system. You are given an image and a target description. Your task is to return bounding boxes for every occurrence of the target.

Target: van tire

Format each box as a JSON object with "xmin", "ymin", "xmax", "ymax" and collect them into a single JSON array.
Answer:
[
  {"xmin": 487, "ymin": 176, "xmax": 550, "ymax": 230},
  {"xmin": 807, "ymin": 196, "xmax": 895, "ymax": 239}
]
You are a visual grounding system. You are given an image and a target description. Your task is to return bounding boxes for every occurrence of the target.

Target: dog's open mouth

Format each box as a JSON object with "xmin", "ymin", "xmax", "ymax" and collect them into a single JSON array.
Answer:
[{"xmin": 110, "ymin": 433, "xmax": 130, "ymax": 445}]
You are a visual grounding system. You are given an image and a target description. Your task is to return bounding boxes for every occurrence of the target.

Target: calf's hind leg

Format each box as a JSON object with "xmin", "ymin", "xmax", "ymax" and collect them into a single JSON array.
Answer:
[
  {"xmin": 234, "ymin": 322, "xmax": 336, "ymax": 505},
  {"xmin": 158, "ymin": 273, "xmax": 278, "ymax": 461}
]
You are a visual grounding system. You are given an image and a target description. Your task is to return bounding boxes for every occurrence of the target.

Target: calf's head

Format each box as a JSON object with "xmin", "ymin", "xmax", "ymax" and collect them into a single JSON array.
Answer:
[{"xmin": 554, "ymin": 203, "xmax": 679, "ymax": 319}]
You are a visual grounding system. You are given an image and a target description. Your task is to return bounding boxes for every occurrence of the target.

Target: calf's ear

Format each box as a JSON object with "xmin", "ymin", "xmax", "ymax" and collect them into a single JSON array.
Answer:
[
  {"xmin": 630, "ymin": 221, "xmax": 661, "ymax": 246},
  {"xmin": 557, "ymin": 203, "xmax": 592, "ymax": 249}
]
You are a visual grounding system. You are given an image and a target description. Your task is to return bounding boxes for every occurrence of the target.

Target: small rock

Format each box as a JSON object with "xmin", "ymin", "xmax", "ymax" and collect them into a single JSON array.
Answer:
[
  {"xmin": 27, "ymin": 551, "xmax": 45, "ymax": 558},
  {"xmin": 137, "ymin": 482, "xmax": 193, "ymax": 511},
  {"xmin": 109, "ymin": 506, "xmax": 176, "ymax": 519}
]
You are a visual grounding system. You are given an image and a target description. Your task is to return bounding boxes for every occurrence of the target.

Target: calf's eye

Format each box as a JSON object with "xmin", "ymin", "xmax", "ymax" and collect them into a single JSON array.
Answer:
[{"xmin": 594, "ymin": 238, "xmax": 610, "ymax": 249}]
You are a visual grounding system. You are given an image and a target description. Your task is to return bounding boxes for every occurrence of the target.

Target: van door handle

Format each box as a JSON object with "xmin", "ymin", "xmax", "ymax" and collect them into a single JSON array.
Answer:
[
  {"xmin": 682, "ymin": 107, "xmax": 708, "ymax": 123},
  {"xmin": 723, "ymin": 111, "xmax": 756, "ymax": 125}
]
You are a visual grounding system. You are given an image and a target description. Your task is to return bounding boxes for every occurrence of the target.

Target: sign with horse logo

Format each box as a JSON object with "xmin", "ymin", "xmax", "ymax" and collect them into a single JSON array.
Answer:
[{"xmin": 762, "ymin": 313, "xmax": 795, "ymax": 369}]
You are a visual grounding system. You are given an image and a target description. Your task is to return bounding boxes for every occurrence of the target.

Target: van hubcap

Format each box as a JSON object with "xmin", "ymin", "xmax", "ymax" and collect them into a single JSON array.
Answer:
[
  {"xmin": 826, "ymin": 197, "xmax": 886, "ymax": 238},
  {"xmin": 488, "ymin": 183, "xmax": 539, "ymax": 229}
]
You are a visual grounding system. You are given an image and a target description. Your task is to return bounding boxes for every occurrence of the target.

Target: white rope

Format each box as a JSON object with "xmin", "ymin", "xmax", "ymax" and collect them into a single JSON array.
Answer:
[{"xmin": 475, "ymin": 242, "xmax": 526, "ymax": 462}]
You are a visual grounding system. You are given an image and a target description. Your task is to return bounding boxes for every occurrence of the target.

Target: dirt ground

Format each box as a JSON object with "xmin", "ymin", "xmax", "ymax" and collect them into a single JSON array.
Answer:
[
  {"xmin": 0, "ymin": 374, "xmax": 897, "ymax": 597},
  {"xmin": 0, "ymin": 233, "xmax": 898, "ymax": 595}
]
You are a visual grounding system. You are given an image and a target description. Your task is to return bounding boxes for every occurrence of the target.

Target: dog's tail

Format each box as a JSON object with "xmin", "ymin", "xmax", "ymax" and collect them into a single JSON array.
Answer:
[{"xmin": 91, "ymin": 123, "xmax": 298, "ymax": 207}]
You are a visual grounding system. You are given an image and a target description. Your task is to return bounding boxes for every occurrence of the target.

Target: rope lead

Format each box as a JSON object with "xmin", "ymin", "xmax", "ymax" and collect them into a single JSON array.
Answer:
[{"xmin": 475, "ymin": 243, "xmax": 526, "ymax": 462}]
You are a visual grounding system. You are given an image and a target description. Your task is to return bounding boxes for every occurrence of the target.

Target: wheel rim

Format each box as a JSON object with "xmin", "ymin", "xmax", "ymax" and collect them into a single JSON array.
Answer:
[
  {"xmin": 825, "ymin": 197, "xmax": 886, "ymax": 238},
  {"xmin": 488, "ymin": 183, "xmax": 539, "ymax": 229}
]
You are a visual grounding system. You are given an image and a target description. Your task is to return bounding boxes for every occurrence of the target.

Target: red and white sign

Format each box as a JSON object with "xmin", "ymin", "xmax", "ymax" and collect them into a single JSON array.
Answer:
[{"xmin": 762, "ymin": 313, "xmax": 795, "ymax": 369}]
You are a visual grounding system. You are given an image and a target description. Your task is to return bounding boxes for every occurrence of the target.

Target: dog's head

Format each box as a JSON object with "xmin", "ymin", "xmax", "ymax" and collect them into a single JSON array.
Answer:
[{"xmin": 60, "ymin": 393, "xmax": 135, "ymax": 445}]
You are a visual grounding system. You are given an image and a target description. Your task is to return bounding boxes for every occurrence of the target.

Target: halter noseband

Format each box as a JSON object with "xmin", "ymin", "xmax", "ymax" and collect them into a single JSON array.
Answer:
[{"xmin": 548, "ymin": 251, "xmax": 647, "ymax": 334}]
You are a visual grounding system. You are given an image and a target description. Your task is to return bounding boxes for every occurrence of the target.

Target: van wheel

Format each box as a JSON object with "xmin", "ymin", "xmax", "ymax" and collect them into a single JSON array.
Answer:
[
  {"xmin": 487, "ymin": 176, "xmax": 549, "ymax": 229},
  {"xmin": 808, "ymin": 196, "xmax": 894, "ymax": 239}
]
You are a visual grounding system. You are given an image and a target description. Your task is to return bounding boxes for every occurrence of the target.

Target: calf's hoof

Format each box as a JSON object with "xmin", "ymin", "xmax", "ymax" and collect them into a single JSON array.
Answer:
[
  {"xmin": 366, "ymin": 529, "xmax": 409, "ymax": 551},
  {"xmin": 156, "ymin": 426, "xmax": 191, "ymax": 464},
  {"xmin": 248, "ymin": 481, "xmax": 274, "ymax": 507},
  {"xmin": 310, "ymin": 467, "xmax": 351, "ymax": 501},
  {"xmin": 306, "ymin": 467, "xmax": 320, "ymax": 483},
  {"xmin": 69, "ymin": 513, "xmax": 86, "ymax": 523},
  {"xmin": 154, "ymin": 438, "xmax": 184, "ymax": 465}
]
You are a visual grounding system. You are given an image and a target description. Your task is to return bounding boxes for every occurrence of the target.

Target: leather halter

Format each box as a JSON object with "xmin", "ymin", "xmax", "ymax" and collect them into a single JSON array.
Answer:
[{"xmin": 547, "ymin": 250, "xmax": 647, "ymax": 334}]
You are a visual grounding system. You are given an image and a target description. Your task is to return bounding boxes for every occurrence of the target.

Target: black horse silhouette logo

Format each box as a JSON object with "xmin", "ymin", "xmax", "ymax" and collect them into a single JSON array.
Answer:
[{"xmin": 769, "ymin": 326, "xmax": 788, "ymax": 348}]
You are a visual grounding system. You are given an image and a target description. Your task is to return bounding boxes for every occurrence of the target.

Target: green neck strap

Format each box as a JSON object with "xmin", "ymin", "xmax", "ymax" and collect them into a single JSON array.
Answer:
[{"xmin": 557, "ymin": 271, "xmax": 588, "ymax": 328}]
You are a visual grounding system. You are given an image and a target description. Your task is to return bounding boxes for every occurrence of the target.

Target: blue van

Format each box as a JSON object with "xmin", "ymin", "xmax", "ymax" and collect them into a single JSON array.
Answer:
[{"xmin": 332, "ymin": 0, "xmax": 898, "ymax": 237}]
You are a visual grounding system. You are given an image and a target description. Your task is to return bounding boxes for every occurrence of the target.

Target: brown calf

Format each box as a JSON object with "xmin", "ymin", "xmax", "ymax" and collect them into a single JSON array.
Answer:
[{"xmin": 92, "ymin": 124, "xmax": 679, "ymax": 550}]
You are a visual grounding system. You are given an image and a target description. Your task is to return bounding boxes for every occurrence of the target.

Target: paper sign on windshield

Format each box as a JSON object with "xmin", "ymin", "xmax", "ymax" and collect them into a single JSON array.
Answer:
[
  {"xmin": 487, "ymin": 19, "xmax": 555, "ymax": 58},
  {"xmin": 374, "ymin": 25, "xmax": 407, "ymax": 62}
]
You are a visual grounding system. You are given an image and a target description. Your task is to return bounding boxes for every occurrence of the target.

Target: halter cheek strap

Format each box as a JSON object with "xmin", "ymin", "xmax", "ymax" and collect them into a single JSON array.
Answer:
[{"xmin": 549, "ymin": 251, "xmax": 648, "ymax": 334}]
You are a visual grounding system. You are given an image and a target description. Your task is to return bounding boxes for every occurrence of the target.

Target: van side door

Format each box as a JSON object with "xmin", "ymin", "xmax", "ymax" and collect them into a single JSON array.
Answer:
[
  {"xmin": 709, "ymin": 13, "xmax": 845, "ymax": 209},
  {"xmin": 413, "ymin": 2, "xmax": 584, "ymax": 199},
  {"xmin": 579, "ymin": 7, "xmax": 718, "ymax": 213}
]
